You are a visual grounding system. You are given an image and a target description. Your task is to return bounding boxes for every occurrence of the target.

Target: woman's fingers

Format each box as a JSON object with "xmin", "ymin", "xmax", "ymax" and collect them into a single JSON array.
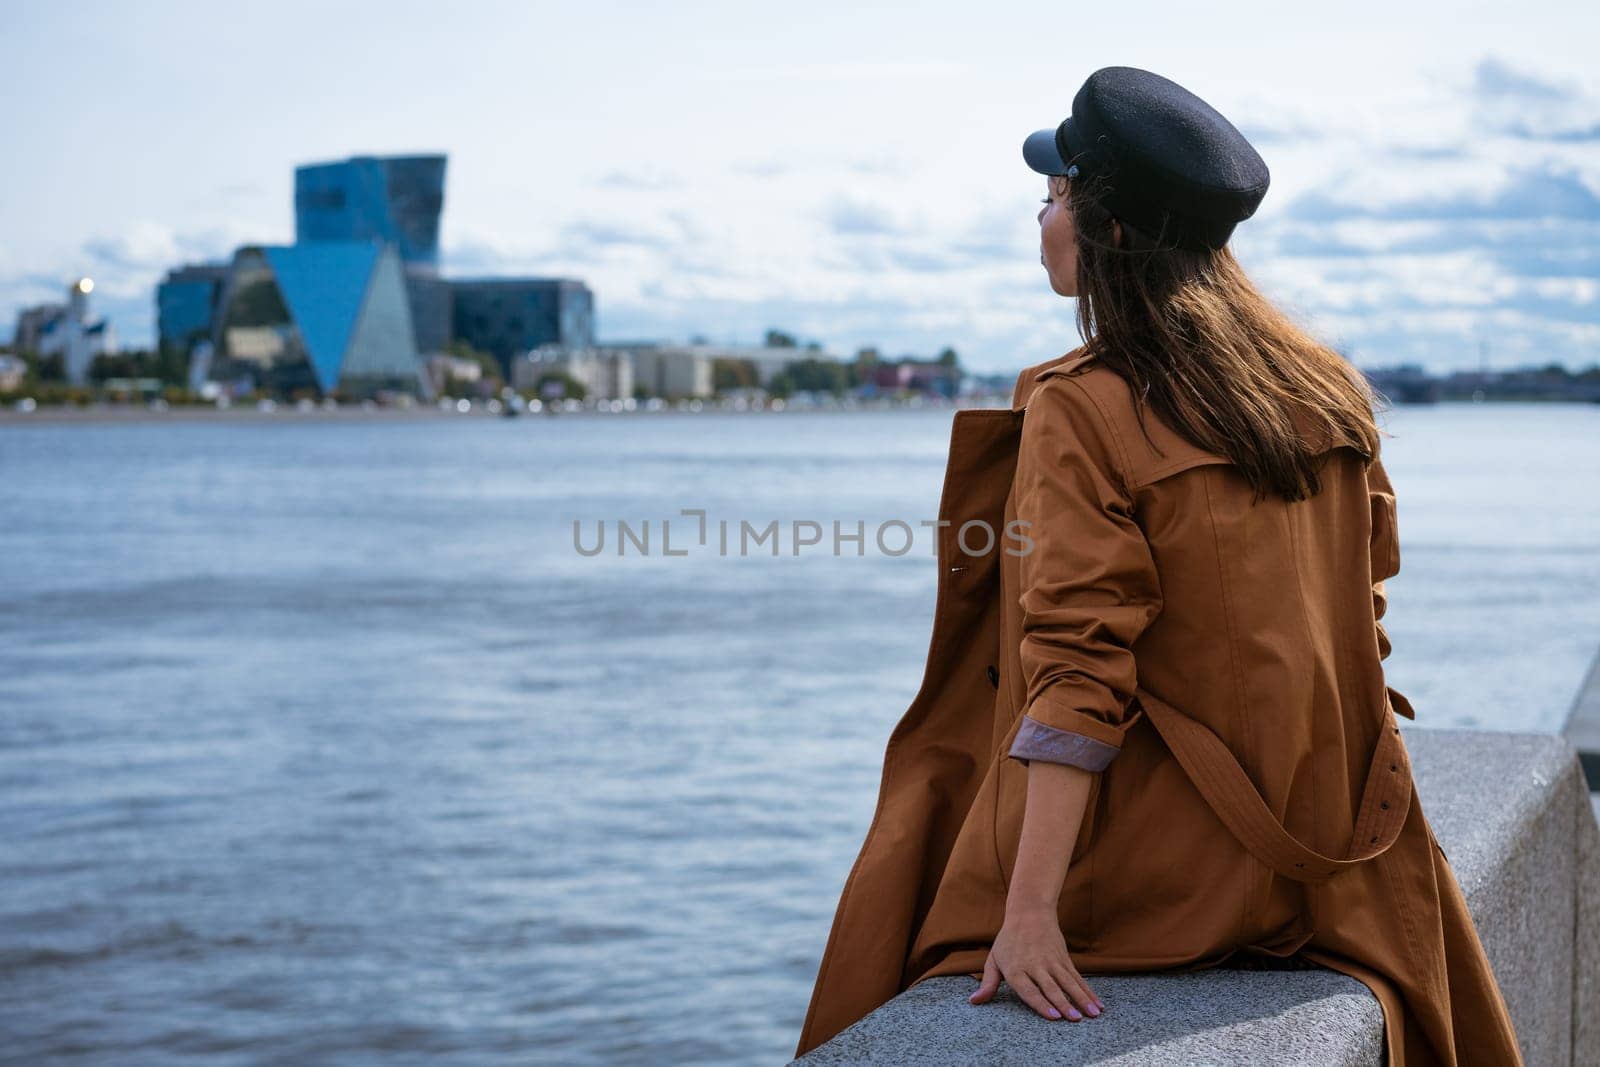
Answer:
[
  {"xmin": 969, "ymin": 948, "xmax": 1105, "ymax": 1022},
  {"xmin": 1006, "ymin": 971, "xmax": 1068, "ymax": 1021},
  {"xmin": 1007, "ymin": 965, "xmax": 1086, "ymax": 1022},
  {"xmin": 1032, "ymin": 970, "xmax": 1083, "ymax": 1021},
  {"xmin": 1077, "ymin": 973, "xmax": 1105, "ymax": 1014},
  {"xmin": 1051, "ymin": 961, "xmax": 1103, "ymax": 1017},
  {"xmin": 969, "ymin": 954, "xmax": 1001, "ymax": 1004}
]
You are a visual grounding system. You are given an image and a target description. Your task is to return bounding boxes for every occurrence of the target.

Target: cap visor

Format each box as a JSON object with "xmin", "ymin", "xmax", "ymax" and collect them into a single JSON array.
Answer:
[{"xmin": 1022, "ymin": 127, "xmax": 1069, "ymax": 176}]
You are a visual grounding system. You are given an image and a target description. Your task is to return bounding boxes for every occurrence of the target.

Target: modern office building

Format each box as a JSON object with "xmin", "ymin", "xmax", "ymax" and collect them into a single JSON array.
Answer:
[
  {"xmin": 295, "ymin": 154, "xmax": 454, "ymax": 360},
  {"xmin": 13, "ymin": 278, "xmax": 115, "ymax": 384},
  {"xmin": 206, "ymin": 243, "xmax": 430, "ymax": 399},
  {"xmin": 157, "ymin": 263, "xmax": 230, "ymax": 355},
  {"xmin": 404, "ymin": 273, "xmax": 454, "ymax": 356},
  {"xmin": 294, "ymin": 155, "xmax": 446, "ymax": 270},
  {"xmin": 449, "ymin": 278, "xmax": 594, "ymax": 372}
]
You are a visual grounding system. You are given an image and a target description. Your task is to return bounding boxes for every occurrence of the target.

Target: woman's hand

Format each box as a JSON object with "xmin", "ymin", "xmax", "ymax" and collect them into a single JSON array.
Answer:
[{"xmin": 968, "ymin": 905, "xmax": 1104, "ymax": 1021}]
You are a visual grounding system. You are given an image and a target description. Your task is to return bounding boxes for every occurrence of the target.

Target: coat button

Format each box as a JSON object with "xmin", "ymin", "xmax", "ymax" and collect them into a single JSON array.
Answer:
[
  {"xmin": 1390, "ymin": 764, "xmax": 1398, "ymax": 772},
  {"xmin": 986, "ymin": 665, "xmax": 999, "ymax": 689},
  {"xmin": 1369, "ymin": 836, "xmax": 1379, "ymax": 844},
  {"xmin": 1380, "ymin": 801, "xmax": 1389, "ymax": 810}
]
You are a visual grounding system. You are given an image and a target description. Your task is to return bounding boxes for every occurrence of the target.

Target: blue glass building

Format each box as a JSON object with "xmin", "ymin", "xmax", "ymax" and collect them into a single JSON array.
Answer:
[
  {"xmin": 450, "ymin": 279, "xmax": 594, "ymax": 372},
  {"xmin": 295, "ymin": 155, "xmax": 446, "ymax": 269},
  {"xmin": 208, "ymin": 243, "xmax": 430, "ymax": 399},
  {"xmin": 157, "ymin": 264, "xmax": 230, "ymax": 354}
]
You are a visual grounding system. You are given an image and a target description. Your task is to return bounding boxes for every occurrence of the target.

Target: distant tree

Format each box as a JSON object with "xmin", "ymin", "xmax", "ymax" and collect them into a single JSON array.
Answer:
[
  {"xmin": 18, "ymin": 381, "xmax": 92, "ymax": 406},
  {"xmin": 33, "ymin": 352, "xmax": 65, "ymax": 383},
  {"xmin": 89, "ymin": 348, "xmax": 186, "ymax": 385},
  {"xmin": 784, "ymin": 358, "xmax": 850, "ymax": 396},
  {"xmin": 447, "ymin": 340, "xmax": 503, "ymax": 385},
  {"xmin": 765, "ymin": 329, "xmax": 798, "ymax": 349},
  {"xmin": 937, "ymin": 346, "xmax": 961, "ymax": 368},
  {"xmin": 89, "ymin": 352, "xmax": 135, "ymax": 382},
  {"xmin": 712, "ymin": 358, "xmax": 760, "ymax": 392},
  {"xmin": 767, "ymin": 372, "xmax": 794, "ymax": 399},
  {"xmin": 849, "ymin": 347, "xmax": 882, "ymax": 391},
  {"xmin": 534, "ymin": 370, "xmax": 586, "ymax": 402},
  {"xmin": 152, "ymin": 341, "xmax": 194, "ymax": 383}
]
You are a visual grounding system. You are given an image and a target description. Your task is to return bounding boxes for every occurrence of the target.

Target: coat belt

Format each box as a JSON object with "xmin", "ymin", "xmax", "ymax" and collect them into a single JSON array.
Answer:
[{"xmin": 1138, "ymin": 686, "xmax": 1413, "ymax": 884}]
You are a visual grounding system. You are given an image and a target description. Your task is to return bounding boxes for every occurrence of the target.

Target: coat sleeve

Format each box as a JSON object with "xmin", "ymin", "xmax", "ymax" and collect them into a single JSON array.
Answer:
[
  {"xmin": 1368, "ymin": 453, "xmax": 1401, "ymax": 663},
  {"xmin": 1006, "ymin": 378, "xmax": 1164, "ymax": 771}
]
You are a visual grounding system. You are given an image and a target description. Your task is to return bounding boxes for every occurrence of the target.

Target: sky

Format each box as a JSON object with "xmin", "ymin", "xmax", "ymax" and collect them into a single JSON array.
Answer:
[{"xmin": 2, "ymin": 0, "xmax": 1597, "ymax": 375}]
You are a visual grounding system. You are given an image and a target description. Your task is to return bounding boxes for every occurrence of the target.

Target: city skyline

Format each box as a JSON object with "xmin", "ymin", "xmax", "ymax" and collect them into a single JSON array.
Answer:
[
  {"xmin": 2, "ymin": 2, "xmax": 1597, "ymax": 374},
  {"xmin": 146, "ymin": 152, "xmax": 596, "ymax": 401}
]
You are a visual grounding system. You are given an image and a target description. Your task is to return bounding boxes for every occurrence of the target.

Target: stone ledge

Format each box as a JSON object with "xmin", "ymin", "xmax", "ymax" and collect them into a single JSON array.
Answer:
[
  {"xmin": 794, "ymin": 730, "xmax": 1600, "ymax": 1066},
  {"xmin": 796, "ymin": 970, "xmax": 1383, "ymax": 1066}
]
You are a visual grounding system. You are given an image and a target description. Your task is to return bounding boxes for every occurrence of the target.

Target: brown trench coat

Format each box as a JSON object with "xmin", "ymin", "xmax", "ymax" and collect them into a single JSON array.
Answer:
[{"xmin": 794, "ymin": 348, "xmax": 1523, "ymax": 1065}]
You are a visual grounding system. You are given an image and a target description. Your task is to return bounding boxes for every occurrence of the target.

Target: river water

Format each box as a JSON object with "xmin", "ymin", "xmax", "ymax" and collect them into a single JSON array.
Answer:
[{"xmin": 1, "ymin": 402, "xmax": 1597, "ymax": 1064}]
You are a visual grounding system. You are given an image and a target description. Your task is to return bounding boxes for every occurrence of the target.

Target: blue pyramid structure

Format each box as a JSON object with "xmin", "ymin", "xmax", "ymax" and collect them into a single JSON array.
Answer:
[{"xmin": 264, "ymin": 243, "xmax": 380, "ymax": 391}]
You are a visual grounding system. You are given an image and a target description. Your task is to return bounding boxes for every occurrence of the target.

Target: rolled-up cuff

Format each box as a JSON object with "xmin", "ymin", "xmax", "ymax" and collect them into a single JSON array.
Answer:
[
  {"xmin": 1023, "ymin": 683, "xmax": 1141, "ymax": 751},
  {"xmin": 1007, "ymin": 714, "xmax": 1120, "ymax": 771}
]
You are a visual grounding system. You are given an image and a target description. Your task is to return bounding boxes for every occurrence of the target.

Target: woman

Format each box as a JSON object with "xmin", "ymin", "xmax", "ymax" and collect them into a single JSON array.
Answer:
[{"xmin": 794, "ymin": 67, "xmax": 1523, "ymax": 1066}]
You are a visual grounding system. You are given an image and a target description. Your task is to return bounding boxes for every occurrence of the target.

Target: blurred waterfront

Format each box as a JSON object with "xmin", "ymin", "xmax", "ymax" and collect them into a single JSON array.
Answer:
[{"xmin": 2, "ymin": 403, "xmax": 1598, "ymax": 1065}]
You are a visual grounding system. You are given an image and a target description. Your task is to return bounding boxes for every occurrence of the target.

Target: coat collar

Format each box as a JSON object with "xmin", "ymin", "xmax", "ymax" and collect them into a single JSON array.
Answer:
[{"xmin": 1009, "ymin": 347, "xmax": 1098, "ymax": 412}]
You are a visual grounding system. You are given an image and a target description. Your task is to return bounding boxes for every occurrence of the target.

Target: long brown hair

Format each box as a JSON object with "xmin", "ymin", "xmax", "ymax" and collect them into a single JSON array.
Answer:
[{"xmin": 1059, "ymin": 172, "xmax": 1388, "ymax": 503}]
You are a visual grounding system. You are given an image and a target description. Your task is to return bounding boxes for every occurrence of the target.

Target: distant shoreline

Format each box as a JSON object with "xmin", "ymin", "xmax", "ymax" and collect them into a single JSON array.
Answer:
[
  {"xmin": 0, "ymin": 405, "xmax": 463, "ymax": 426},
  {"xmin": 2, "ymin": 394, "xmax": 1595, "ymax": 427},
  {"xmin": 0, "ymin": 398, "xmax": 1016, "ymax": 426}
]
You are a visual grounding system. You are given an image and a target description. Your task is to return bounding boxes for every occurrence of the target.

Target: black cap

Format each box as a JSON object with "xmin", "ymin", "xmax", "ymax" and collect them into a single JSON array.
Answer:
[{"xmin": 1023, "ymin": 66, "xmax": 1269, "ymax": 252}]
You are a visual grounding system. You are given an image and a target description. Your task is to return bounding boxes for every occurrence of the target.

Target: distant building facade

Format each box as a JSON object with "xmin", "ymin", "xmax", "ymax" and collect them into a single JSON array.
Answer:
[
  {"xmin": 207, "ymin": 243, "xmax": 429, "ymax": 399},
  {"xmin": 626, "ymin": 343, "xmax": 715, "ymax": 398},
  {"xmin": 512, "ymin": 342, "xmax": 840, "ymax": 401},
  {"xmin": 157, "ymin": 263, "xmax": 229, "ymax": 355},
  {"xmin": 426, "ymin": 352, "xmax": 483, "ymax": 395},
  {"xmin": 12, "ymin": 278, "xmax": 115, "ymax": 384},
  {"xmin": 869, "ymin": 358, "xmax": 961, "ymax": 398},
  {"xmin": 0, "ymin": 353, "xmax": 26, "ymax": 392},
  {"xmin": 405, "ymin": 274, "xmax": 454, "ymax": 358},
  {"xmin": 515, "ymin": 344, "xmax": 633, "ymax": 400},
  {"xmin": 12, "ymin": 305, "xmax": 58, "ymax": 354},
  {"xmin": 294, "ymin": 155, "xmax": 446, "ymax": 269},
  {"xmin": 451, "ymin": 279, "xmax": 594, "ymax": 372},
  {"xmin": 1362, "ymin": 363, "xmax": 1442, "ymax": 404}
]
